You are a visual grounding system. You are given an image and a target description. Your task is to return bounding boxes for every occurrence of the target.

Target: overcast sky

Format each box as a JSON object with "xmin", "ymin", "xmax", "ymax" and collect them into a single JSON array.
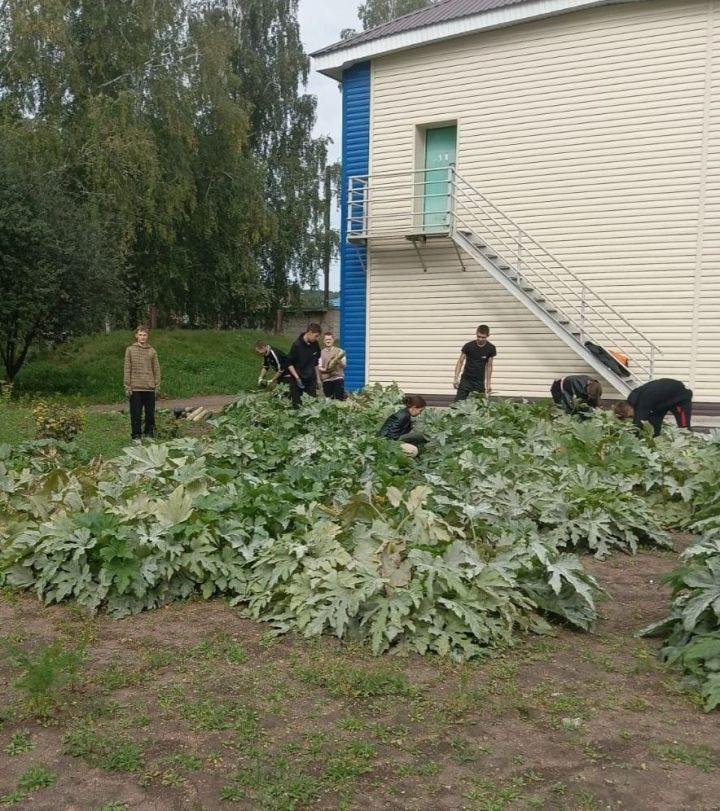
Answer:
[
  {"xmin": 297, "ymin": 0, "xmax": 361, "ymax": 289},
  {"xmin": 298, "ymin": 0, "xmax": 360, "ymax": 162}
]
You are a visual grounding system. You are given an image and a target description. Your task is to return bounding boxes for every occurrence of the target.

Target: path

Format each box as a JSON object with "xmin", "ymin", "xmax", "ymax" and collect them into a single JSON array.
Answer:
[{"xmin": 86, "ymin": 394, "xmax": 237, "ymax": 414}]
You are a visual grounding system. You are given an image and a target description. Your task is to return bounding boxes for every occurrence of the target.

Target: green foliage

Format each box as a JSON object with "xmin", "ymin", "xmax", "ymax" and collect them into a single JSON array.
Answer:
[
  {"xmin": 356, "ymin": 0, "xmax": 435, "ymax": 31},
  {"xmin": 1, "ymin": 390, "xmax": 717, "ymax": 662},
  {"xmin": 641, "ymin": 531, "xmax": 720, "ymax": 711},
  {"xmin": 0, "ymin": 764, "xmax": 57, "ymax": 802},
  {"xmin": 6, "ymin": 640, "xmax": 86, "ymax": 714},
  {"xmin": 32, "ymin": 400, "xmax": 86, "ymax": 441},
  {"xmin": 62, "ymin": 723, "xmax": 144, "ymax": 771}
]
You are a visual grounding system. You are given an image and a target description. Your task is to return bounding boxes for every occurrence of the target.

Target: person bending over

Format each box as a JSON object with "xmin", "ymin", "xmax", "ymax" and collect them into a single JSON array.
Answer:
[
  {"xmin": 377, "ymin": 395, "xmax": 427, "ymax": 457},
  {"xmin": 254, "ymin": 340, "xmax": 291, "ymax": 388},
  {"xmin": 551, "ymin": 375, "xmax": 602, "ymax": 417},
  {"xmin": 613, "ymin": 378, "xmax": 692, "ymax": 436}
]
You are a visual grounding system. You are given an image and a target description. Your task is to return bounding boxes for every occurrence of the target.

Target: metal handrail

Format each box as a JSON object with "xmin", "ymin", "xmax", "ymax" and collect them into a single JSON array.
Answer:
[{"xmin": 346, "ymin": 168, "xmax": 661, "ymax": 379}]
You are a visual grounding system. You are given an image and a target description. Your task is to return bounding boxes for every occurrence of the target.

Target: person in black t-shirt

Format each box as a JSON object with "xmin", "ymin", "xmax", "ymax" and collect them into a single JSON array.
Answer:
[
  {"xmin": 613, "ymin": 378, "xmax": 693, "ymax": 436},
  {"xmin": 286, "ymin": 323, "xmax": 322, "ymax": 408},
  {"xmin": 453, "ymin": 324, "xmax": 497, "ymax": 401},
  {"xmin": 254, "ymin": 341, "xmax": 291, "ymax": 388}
]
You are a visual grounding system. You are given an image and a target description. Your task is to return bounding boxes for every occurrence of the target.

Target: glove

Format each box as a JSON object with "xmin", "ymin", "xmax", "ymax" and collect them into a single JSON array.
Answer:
[
  {"xmin": 257, "ymin": 377, "xmax": 265, "ymax": 386},
  {"xmin": 296, "ymin": 379, "xmax": 305, "ymax": 390}
]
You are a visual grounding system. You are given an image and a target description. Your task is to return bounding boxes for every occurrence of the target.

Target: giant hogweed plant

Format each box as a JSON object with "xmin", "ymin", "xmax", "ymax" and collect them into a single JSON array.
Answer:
[{"xmin": 0, "ymin": 390, "xmax": 717, "ymax": 661}]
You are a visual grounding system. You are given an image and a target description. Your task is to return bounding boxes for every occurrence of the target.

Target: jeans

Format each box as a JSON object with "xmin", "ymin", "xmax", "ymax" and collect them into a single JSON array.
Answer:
[{"xmin": 129, "ymin": 390, "xmax": 156, "ymax": 439}]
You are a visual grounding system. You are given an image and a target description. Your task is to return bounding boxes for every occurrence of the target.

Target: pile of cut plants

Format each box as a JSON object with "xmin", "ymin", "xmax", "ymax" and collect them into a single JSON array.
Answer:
[{"xmin": 1, "ymin": 387, "xmax": 719, "ymax": 676}]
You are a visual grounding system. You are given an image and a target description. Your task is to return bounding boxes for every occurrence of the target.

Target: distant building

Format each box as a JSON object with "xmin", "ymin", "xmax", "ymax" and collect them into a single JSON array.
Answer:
[{"xmin": 313, "ymin": 0, "xmax": 720, "ymax": 407}]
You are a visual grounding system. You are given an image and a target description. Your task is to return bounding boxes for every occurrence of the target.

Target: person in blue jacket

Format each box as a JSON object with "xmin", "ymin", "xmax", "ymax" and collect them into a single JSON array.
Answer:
[{"xmin": 377, "ymin": 395, "xmax": 427, "ymax": 457}]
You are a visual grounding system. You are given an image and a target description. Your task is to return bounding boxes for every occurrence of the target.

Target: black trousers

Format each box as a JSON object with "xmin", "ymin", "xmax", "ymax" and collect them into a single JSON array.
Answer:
[
  {"xmin": 129, "ymin": 390, "xmax": 156, "ymax": 439},
  {"xmin": 289, "ymin": 375, "xmax": 317, "ymax": 408},
  {"xmin": 322, "ymin": 379, "xmax": 346, "ymax": 400},
  {"xmin": 647, "ymin": 397, "xmax": 693, "ymax": 436},
  {"xmin": 454, "ymin": 377, "xmax": 485, "ymax": 402}
]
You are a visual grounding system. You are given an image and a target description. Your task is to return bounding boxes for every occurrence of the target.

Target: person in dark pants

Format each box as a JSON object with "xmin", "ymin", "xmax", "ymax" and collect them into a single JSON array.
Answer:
[
  {"xmin": 254, "ymin": 340, "xmax": 292, "ymax": 388},
  {"xmin": 319, "ymin": 331, "xmax": 347, "ymax": 400},
  {"xmin": 377, "ymin": 395, "xmax": 427, "ymax": 457},
  {"xmin": 551, "ymin": 375, "xmax": 603, "ymax": 417},
  {"xmin": 286, "ymin": 323, "xmax": 322, "ymax": 408},
  {"xmin": 453, "ymin": 324, "xmax": 497, "ymax": 401},
  {"xmin": 123, "ymin": 325, "xmax": 161, "ymax": 442},
  {"xmin": 613, "ymin": 378, "xmax": 693, "ymax": 436}
]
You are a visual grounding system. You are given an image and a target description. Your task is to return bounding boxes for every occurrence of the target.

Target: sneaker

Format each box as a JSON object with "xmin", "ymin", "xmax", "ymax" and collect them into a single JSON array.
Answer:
[{"xmin": 132, "ymin": 438, "xmax": 142, "ymax": 445}]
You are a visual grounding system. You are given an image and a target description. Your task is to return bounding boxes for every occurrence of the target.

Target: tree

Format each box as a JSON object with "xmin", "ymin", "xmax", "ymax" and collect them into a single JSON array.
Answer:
[
  {"xmin": 358, "ymin": 0, "xmax": 434, "ymax": 31},
  {"xmin": 0, "ymin": 124, "xmax": 117, "ymax": 381}
]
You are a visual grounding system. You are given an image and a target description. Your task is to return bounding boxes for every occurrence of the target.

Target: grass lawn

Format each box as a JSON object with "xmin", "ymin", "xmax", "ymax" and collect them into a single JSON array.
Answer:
[
  {"xmin": 1, "ymin": 541, "xmax": 719, "ymax": 810},
  {"xmin": 11, "ymin": 329, "xmax": 290, "ymax": 404}
]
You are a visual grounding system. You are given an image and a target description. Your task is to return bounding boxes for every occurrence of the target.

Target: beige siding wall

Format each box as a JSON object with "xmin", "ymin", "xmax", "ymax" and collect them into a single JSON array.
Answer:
[{"xmin": 367, "ymin": 0, "xmax": 719, "ymax": 402}]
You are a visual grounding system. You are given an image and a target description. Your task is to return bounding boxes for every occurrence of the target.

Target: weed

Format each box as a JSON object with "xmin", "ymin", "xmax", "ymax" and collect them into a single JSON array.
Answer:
[
  {"xmin": 97, "ymin": 804, "xmax": 129, "ymax": 811},
  {"xmin": 337, "ymin": 717, "xmax": 366, "ymax": 732},
  {"xmin": 96, "ymin": 663, "xmax": 148, "ymax": 691},
  {"xmin": 17, "ymin": 764, "xmax": 57, "ymax": 791},
  {"xmin": 187, "ymin": 633, "xmax": 247, "ymax": 664},
  {"xmin": 653, "ymin": 742, "xmax": 716, "ymax": 772},
  {"xmin": 0, "ymin": 790, "xmax": 25, "ymax": 805},
  {"xmin": 7, "ymin": 640, "xmax": 85, "ymax": 715},
  {"xmin": 63, "ymin": 724, "xmax": 144, "ymax": 772},
  {"xmin": 220, "ymin": 755, "xmax": 322, "ymax": 809},
  {"xmin": 294, "ymin": 660, "xmax": 413, "ymax": 699},
  {"xmin": 3, "ymin": 729, "xmax": 35, "ymax": 755}
]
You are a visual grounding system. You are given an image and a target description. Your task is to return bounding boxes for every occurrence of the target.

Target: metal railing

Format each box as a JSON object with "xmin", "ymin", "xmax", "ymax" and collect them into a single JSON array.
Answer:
[{"xmin": 346, "ymin": 167, "xmax": 661, "ymax": 380}]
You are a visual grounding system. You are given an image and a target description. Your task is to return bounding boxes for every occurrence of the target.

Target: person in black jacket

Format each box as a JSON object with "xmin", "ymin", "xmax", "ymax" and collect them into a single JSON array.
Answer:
[
  {"xmin": 286, "ymin": 323, "xmax": 322, "ymax": 408},
  {"xmin": 254, "ymin": 341, "xmax": 291, "ymax": 388},
  {"xmin": 551, "ymin": 375, "xmax": 603, "ymax": 417},
  {"xmin": 377, "ymin": 395, "xmax": 427, "ymax": 457},
  {"xmin": 613, "ymin": 378, "xmax": 693, "ymax": 436}
]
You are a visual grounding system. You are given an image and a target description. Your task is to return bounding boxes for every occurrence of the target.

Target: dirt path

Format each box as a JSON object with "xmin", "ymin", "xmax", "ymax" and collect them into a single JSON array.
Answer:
[
  {"xmin": 86, "ymin": 394, "xmax": 237, "ymax": 414},
  {"xmin": 1, "ymin": 539, "xmax": 719, "ymax": 810}
]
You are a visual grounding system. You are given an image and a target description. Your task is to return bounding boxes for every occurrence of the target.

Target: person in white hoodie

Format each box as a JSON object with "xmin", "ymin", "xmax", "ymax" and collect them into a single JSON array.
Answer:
[{"xmin": 318, "ymin": 331, "xmax": 347, "ymax": 400}]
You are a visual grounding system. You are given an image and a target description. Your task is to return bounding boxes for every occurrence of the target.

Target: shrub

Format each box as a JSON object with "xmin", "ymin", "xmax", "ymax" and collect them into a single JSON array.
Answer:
[{"xmin": 32, "ymin": 400, "xmax": 86, "ymax": 441}]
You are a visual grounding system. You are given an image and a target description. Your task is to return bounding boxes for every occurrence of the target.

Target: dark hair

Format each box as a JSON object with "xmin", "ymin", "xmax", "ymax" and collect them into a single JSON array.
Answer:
[
  {"xmin": 613, "ymin": 401, "xmax": 634, "ymax": 419},
  {"xmin": 404, "ymin": 395, "xmax": 427, "ymax": 409},
  {"xmin": 307, "ymin": 322, "xmax": 322, "ymax": 333},
  {"xmin": 476, "ymin": 324, "xmax": 490, "ymax": 335},
  {"xmin": 255, "ymin": 340, "xmax": 268, "ymax": 350},
  {"xmin": 586, "ymin": 379, "xmax": 603, "ymax": 407}
]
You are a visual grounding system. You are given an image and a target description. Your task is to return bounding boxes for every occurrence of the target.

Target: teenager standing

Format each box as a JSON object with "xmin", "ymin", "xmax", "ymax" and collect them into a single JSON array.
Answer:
[
  {"xmin": 453, "ymin": 325, "xmax": 497, "ymax": 401},
  {"xmin": 286, "ymin": 323, "xmax": 322, "ymax": 408},
  {"xmin": 123, "ymin": 326, "xmax": 161, "ymax": 442},
  {"xmin": 318, "ymin": 331, "xmax": 347, "ymax": 400}
]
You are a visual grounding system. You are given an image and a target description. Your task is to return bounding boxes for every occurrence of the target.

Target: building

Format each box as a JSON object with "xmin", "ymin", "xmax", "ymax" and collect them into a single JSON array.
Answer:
[{"xmin": 312, "ymin": 0, "xmax": 719, "ymax": 408}]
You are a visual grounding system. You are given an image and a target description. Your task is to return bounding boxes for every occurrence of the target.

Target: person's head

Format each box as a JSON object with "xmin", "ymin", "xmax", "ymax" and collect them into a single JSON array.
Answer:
[
  {"xmin": 613, "ymin": 401, "xmax": 635, "ymax": 420},
  {"xmin": 304, "ymin": 323, "xmax": 322, "ymax": 342},
  {"xmin": 323, "ymin": 331, "xmax": 335, "ymax": 348},
  {"xmin": 254, "ymin": 340, "xmax": 268, "ymax": 356},
  {"xmin": 586, "ymin": 379, "xmax": 603, "ymax": 407},
  {"xmin": 476, "ymin": 325, "xmax": 490, "ymax": 345},
  {"xmin": 135, "ymin": 326, "xmax": 149, "ymax": 346},
  {"xmin": 404, "ymin": 394, "xmax": 427, "ymax": 416}
]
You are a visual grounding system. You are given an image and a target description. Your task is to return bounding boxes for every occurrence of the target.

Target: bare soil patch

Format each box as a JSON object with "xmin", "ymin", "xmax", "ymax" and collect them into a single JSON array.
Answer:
[{"xmin": 1, "ymin": 536, "xmax": 719, "ymax": 811}]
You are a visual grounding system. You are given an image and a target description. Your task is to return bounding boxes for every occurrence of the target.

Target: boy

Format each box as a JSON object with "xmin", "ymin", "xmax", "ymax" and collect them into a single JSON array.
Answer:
[
  {"xmin": 613, "ymin": 378, "xmax": 693, "ymax": 436},
  {"xmin": 318, "ymin": 331, "xmax": 347, "ymax": 400},
  {"xmin": 286, "ymin": 323, "xmax": 322, "ymax": 408},
  {"xmin": 254, "ymin": 340, "xmax": 291, "ymax": 387},
  {"xmin": 123, "ymin": 326, "xmax": 161, "ymax": 442},
  {"xmin": 453, "ymin": 324, "xmax": 497, "ymax": 401},
  {"xmin": 551, "ymin": 375, "xmax": 603, "ymax": 417}
]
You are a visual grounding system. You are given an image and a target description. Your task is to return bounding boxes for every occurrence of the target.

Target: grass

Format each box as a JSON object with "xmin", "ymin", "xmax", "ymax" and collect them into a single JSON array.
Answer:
[{"xmin": 11, "ymin": 329, "xmax": 291, "ymax": 404}]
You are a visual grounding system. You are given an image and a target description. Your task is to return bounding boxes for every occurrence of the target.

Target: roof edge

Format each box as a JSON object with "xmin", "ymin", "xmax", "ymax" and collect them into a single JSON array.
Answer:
[{"xmin": 313, "ymin": 0, "xmax": 635, "ymax": 81}]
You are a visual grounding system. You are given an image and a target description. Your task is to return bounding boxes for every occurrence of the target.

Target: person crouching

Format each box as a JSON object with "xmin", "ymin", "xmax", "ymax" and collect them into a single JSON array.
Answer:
[
  {"xmin": 551, "ymin": 375, "xmax": 602, "ymax": 417},
  {"xmin": 377, "ymin": 395, "xmax": 427, "ymax": 457}
]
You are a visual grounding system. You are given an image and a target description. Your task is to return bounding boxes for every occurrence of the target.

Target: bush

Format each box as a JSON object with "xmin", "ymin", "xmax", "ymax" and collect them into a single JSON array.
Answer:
[{"xmin": 32, "ymin": 400, "xmax": 86, "ymax": 441}]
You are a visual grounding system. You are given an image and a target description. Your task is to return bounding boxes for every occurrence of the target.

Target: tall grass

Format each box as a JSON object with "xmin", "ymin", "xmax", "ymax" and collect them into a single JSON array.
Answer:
[{"xmin": 12, "ymin": 330, "xmax": 291, "ymax": 404}]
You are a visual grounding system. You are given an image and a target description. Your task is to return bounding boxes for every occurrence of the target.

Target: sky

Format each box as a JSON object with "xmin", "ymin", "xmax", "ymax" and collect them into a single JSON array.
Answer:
[{"xmin": 297, "ymin": 0, "xmax": 361, "ymax": 290}]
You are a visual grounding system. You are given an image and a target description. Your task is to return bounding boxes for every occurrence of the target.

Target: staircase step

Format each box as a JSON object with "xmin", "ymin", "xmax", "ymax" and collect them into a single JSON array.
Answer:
[
  {"xmin": 486, "ymin": 254, "xmax": 498, "ymax": 260},
  {"xmin": 498, "ymin": 264, "xmax": 510, "ymax": 270},
  {"xmin": 520, "ymin": 286, "xmax": 533, "ymax": 292}
]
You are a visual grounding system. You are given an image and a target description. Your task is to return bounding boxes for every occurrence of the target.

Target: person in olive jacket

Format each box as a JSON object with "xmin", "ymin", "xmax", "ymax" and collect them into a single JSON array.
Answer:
[
  {"xmin": 377, "ymin": 395, "xmax": 427, "ymax": 457},
  {"xmin": 123, "ymin": 325, "xmax": 161, "ymax": 442}
]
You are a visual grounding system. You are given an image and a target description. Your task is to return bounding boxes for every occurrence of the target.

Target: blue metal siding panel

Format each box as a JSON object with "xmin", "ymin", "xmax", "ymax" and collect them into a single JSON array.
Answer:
[{"xmin": 340, "ymin": 62, "xmax": 370, "ymax": 391}]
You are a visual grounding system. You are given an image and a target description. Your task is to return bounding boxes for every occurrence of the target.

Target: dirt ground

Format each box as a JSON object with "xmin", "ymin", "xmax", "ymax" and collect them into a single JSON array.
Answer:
[{"xmin": 1, "ymin": 537, "xmax": 719, "ymax": 811}]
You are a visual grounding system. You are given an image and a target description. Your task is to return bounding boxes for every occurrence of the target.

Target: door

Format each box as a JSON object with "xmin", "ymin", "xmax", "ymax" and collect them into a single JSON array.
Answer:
[{"xmin": 423, "ymin": 125, "xmax": 457, "ymax": 232}]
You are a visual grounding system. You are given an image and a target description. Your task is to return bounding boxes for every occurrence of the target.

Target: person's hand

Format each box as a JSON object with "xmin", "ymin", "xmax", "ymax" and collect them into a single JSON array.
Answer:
[
  {"xmin": 257, "ymin": 376, "xmax": 265, "ymax": 386},
  {"xmin": 125, "ymin": 387, "xmax": 132, "ymax": 397},
  {"xmin": 453, "ymin": 378, "xmax": 459, "ymax": 390},
  {"xmin": 296, "ymin": 379, "xmax": 305, "ymax": 390}
]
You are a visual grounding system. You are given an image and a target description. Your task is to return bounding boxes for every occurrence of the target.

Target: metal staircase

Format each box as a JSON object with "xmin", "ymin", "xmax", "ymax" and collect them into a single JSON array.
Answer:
[{"xmin": 346, "ymin": 168, "xmax": 662, "ymax": 397}]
